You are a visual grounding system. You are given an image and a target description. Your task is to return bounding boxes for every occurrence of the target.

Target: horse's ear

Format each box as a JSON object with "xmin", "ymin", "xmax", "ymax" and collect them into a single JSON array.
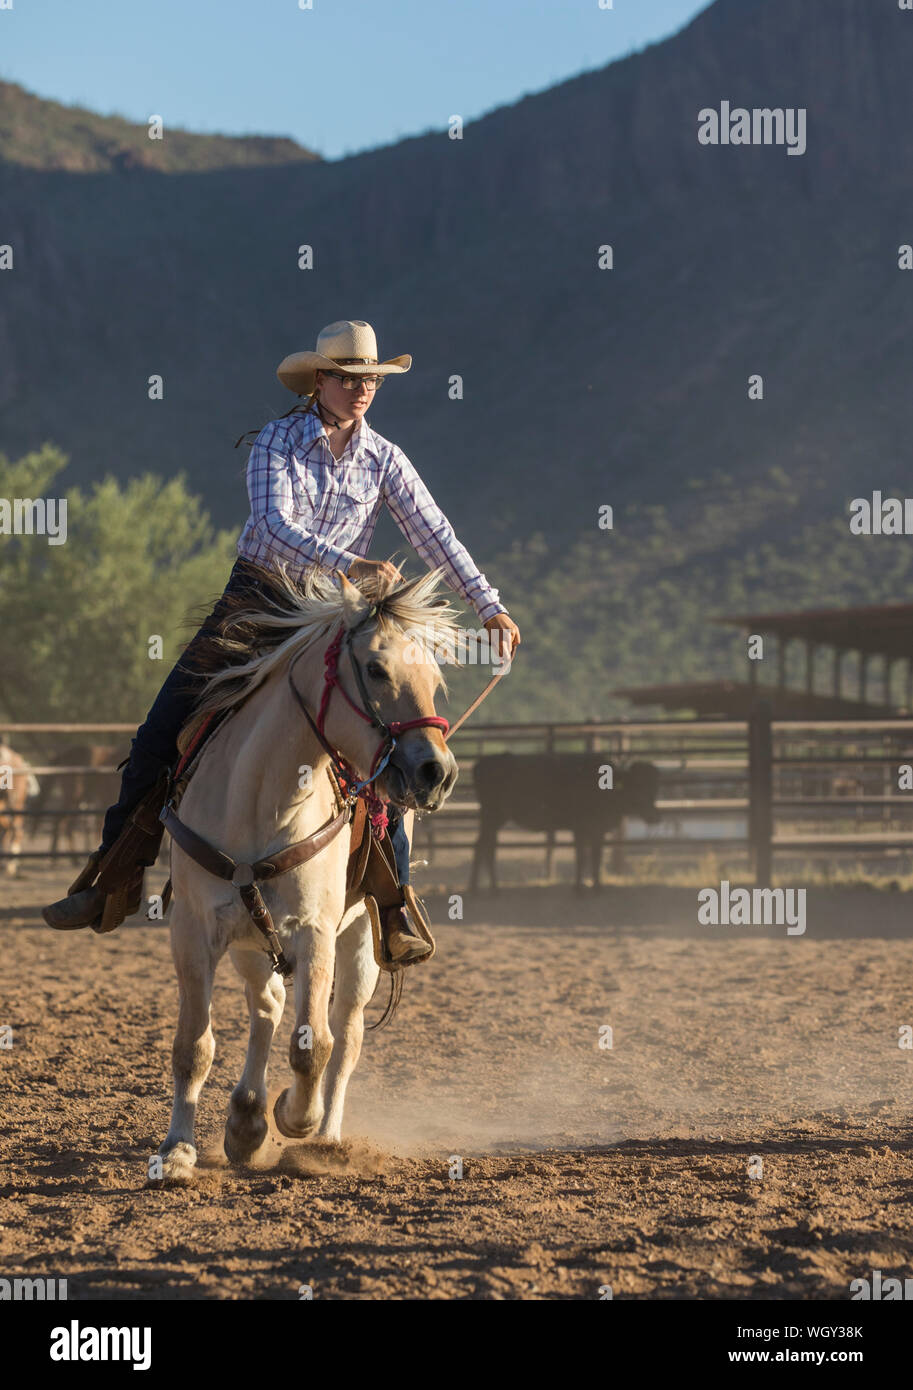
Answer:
[{"xmin": 337, "ymin": 570, "xmax": 371, "ymax": 629}]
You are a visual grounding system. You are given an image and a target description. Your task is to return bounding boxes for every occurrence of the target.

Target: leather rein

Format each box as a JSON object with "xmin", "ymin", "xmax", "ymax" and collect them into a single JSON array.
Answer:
[{"xmin": 159, "ymin": 602, "xmax": 451, "ymax": 977}]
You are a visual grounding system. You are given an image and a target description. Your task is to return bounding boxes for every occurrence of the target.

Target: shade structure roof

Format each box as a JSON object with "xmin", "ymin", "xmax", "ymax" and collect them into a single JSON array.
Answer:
[
  {"xmin": 714, "ymin": 603, "xmax": 913, "ymax": 660},
  {"xmin": 612, "ymin": 680, "xmax": 892, "ymax": 719}
]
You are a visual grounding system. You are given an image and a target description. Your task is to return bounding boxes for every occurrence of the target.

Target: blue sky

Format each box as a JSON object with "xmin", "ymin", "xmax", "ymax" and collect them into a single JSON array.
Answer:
[{"xmin": 0, "ymin": 0, "xmax": 709, "ymax": 159}]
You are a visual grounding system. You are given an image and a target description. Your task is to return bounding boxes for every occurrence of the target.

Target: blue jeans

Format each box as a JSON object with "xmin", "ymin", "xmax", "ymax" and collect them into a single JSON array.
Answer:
[
  {"xmin": 100, "ymin": 559, "xmax": 411, "ymax": 885},
  {"xmin": 385, "ymin": 806, "xmax": 410, "ymax": 886}
]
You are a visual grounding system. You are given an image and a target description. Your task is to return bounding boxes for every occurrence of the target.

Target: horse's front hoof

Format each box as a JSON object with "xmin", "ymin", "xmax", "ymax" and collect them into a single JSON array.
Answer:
[
  {"xmin": 149, "ymin": 1141, "xmax": 197, "ymax": 1187},
  {"xmin": 224, "ymin": 1114, "xmax": 269, "ymax": 1165},
  {"xmin": 272, "ymin": 1089, "xmax": 320, "ymax": 1140}
]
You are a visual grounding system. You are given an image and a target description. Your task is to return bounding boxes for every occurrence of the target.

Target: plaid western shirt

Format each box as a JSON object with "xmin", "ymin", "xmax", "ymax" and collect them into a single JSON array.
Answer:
[{"xmin": 237, "ymin": 407, "xmax": 507, "ymax": 623}]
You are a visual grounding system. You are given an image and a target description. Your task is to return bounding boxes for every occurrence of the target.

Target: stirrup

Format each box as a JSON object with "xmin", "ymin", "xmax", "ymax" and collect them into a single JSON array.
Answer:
[{"xmin": 366, "ymin": 886, "xmax": 436, "ymax": 974}]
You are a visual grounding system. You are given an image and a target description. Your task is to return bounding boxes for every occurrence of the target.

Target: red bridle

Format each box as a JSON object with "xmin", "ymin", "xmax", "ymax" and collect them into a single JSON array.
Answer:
[
  {"xmin": 288, "ymin": 616, "xmax": 450, "ymax": 836},
  {"xmin": 316, "ymin": 623, "xmax": 449, "ymax": 777}
]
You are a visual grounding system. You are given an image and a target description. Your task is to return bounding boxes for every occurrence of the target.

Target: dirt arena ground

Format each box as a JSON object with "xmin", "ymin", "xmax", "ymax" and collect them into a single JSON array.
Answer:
[{"xmin": 2, "ymin": 865, "xmax": 913, "ymax": 1301}]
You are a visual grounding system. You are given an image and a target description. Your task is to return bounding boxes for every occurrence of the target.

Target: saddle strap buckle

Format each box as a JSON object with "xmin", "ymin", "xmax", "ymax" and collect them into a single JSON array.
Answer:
[{"xmin": 238, "ymin": 881, "xmax": 293, "ymax": 979}]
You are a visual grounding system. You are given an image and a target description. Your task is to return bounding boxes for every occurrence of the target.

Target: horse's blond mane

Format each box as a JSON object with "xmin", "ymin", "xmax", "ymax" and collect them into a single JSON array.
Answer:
[{"xmin": 177, "ymin": 563, "xmax": 463, "ymax": 752}]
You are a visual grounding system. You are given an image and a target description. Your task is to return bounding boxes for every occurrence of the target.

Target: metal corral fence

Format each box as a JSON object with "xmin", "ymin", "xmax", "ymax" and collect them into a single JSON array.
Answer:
[
  {"xmin": 412, "ymin": 712, "xmax": 913, "ymax": 880},
  {"xmin": 3, "ymin": 714, "xmax": 913, "ymax": 880}
]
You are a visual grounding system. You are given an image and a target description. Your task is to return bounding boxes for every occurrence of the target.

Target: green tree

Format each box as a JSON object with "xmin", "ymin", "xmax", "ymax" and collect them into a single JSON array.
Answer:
[{"xmin": 0, "ymin": 445, "xmax": 236, "ymax": 722}]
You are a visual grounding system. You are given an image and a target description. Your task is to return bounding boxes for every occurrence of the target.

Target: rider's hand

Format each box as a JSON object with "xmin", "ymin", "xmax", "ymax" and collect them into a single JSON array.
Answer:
[
  {"xmin": 484, "ymin": 612, "xmax": 521, "ymax": 663},
  {"xmin": 348, "ymin": 559, "xmax": 403, "ymax": 590}
]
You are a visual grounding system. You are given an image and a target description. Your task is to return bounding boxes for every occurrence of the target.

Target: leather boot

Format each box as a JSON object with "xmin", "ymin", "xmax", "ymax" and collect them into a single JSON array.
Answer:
[
  {"xmin": 380, "ymin": 900, "xmax": 433, "ymax": 963},
  {"xmin": 43, "ymin": 849, "xmax": 106, "ymax": 930},
  {"xmin": 42, "ymin": 884, "xmax": 106, "ymax": 931}
]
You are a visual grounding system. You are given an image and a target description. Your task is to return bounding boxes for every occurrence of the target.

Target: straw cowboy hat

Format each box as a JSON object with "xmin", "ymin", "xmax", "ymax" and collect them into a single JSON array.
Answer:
[{"xmin": 277, "ymin": 320, "xmax": 412, "ymax": 396}]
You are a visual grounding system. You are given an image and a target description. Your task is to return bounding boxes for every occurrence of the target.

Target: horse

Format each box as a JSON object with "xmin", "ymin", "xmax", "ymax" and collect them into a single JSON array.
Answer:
[
  {"xmin": 32, "ymin": 743, "xmax": 121, "ymax": 855},
  {"xmin": 470, "ymin": 752, "xmax": 661, "ymax": 891},
  {"xmin": 156, "ymin": 565, "xmax": 460, "ymax": 1184},
  {"xmin": 0, "ymin": 743, "xmax": 40, "ymax": 876}
]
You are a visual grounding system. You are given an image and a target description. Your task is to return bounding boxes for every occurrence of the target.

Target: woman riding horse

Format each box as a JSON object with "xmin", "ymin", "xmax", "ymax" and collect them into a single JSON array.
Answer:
[{"xmin": 43, "ymin": 320, "xmax": 521, "ymax": 962}]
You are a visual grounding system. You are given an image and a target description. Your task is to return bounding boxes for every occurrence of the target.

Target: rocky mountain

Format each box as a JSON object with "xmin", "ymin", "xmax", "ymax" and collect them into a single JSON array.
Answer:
[{"xmin": 0, "ymin": 79, "xmax": 320, "ymax": 172}]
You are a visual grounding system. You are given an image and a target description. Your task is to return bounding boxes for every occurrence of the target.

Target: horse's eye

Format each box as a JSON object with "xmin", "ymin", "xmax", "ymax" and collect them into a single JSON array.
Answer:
[{"xmin": 367, "ymin": 660, "xmax": 389, "ymax": 682}]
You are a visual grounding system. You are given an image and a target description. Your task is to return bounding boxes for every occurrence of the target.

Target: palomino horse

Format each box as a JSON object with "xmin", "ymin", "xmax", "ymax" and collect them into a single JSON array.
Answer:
[
  {"xmin": 157, "ymin": 566, "xmax": 460, "ymax": 1184},
  {"xmin": 0, "ymin": 743, "xmax": 40, "ymax": 876}
]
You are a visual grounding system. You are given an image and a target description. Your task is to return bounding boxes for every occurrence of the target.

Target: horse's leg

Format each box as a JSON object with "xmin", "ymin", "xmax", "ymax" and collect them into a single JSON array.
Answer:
[
  {"xmin": 475, "ymin": 813, "xmax": 501, "ymax": 892},
  {"xmin": 319, "ymin": 909, "xmax": 379, "ymax": 1143},
  {"xmin": 273, "ymin": 925, "xmax": 335, "ymax": 1139},
  {"xmin": 157, "ymin": 907, "xmax": 219, "ymax": 1183},
  {"xmin": 489, "ymin": 819, "xmax": 501, "ymax": 892},
  {"xmin": 469, "ymin": 825, "xmax": 485, "ymax": 891},
  {"xmin": 593, "ymin": 831, "xmax": 605, "ymax": 888},
  {"xmin": 224, "ymin": 945, "xmax": 286, "ymax": 1164},
  {"xmin": 0, "ymin": 824, "xmax": 12, "ymax": 877},
  {"xmin": 48, "ymin": 799, "xmax": 59, "ymax": 858},
  {"xmin": 63, "ymin": 773, "xmax": 82, "ymax": 858},
  {"xmin": 7, "ymin": 808, "xmax": 22, "ymax": 877},
  {"xmin": 471, "ymin": 808, "xmax": 499, "ymax": 892}
]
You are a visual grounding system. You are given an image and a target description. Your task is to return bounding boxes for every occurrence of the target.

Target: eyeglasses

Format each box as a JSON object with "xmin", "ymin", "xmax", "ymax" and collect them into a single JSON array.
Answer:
[{"xmin": 322, "ymin": 371, "xmax": 384, "ymax": 391}]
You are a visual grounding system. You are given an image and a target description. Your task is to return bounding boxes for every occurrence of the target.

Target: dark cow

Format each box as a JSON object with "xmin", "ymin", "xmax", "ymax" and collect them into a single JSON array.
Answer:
[{"xmin": 470, "ymin": 753, "xmax": 661, "ymax": 891}]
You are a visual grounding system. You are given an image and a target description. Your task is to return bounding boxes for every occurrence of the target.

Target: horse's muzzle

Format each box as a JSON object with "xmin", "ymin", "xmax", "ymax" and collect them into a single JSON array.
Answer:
[{"xmin": 382, "ymin": 739, "xmax": 457, "ymax": 811}]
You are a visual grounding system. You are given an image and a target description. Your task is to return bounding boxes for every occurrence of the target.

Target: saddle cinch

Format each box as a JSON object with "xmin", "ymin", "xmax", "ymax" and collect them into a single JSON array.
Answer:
[{"xmin": 69, "ymin": 761, "xmax": 434, "ymax": 976}]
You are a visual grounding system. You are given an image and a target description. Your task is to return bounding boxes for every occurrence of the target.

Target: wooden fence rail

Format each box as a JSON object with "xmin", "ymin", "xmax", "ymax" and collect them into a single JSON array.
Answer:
[{"xmin": 3, "ymin": 717, "xmax": 913, "ymax": 879}]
